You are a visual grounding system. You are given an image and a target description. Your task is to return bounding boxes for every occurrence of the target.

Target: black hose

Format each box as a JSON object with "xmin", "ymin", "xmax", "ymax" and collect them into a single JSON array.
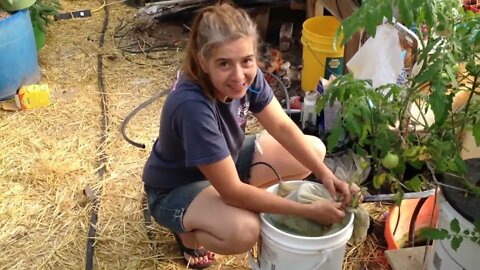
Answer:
[
  {"xmin": 263, "ymin": 71, "xmax": 291, "ymax": 115},
  {"xmin": 408, "ymin": 196, "xmax": 428, "ymax": 247},
  {"xmin": 393, "ymin": 203, "xmax": 401, "ymax": 237},
  {"xmin": 250, "ymin": 161, "xmax": 282, "ymax": 182},
  {"xmin": 120, "ymin": 89, "xmax": 169, "ymax": 149},
  {"xmin": 122, "ymin": 70, "xmax": 283, "ymax": 149},
  {"xmin": 85, "ymin": 2, "xmax": 110, "ymax": 270}
]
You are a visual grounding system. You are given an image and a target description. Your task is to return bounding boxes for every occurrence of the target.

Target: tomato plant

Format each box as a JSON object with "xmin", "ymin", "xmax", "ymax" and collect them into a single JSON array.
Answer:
[{"xmin": 317, "ymin": 0, "xmax": 480, "ymax": 200}]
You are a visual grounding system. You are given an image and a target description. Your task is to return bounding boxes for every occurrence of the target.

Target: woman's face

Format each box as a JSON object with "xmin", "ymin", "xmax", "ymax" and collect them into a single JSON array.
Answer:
[{"xmin": 199, "ymin": 37, "xmax": 257, "ymax": 101}]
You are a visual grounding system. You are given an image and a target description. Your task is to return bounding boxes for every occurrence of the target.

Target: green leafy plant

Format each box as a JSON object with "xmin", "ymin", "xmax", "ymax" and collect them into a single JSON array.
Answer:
[
  {"xmin": 29, "ymin": 0, "xmax": 62, "ymax": 33},
  {"xmin": 420, "ymin": 218, "xmax": 480, "ymax": 251},
  {"xmin": 317, "ymin": 0, "xmax": 480, "ymax": 201}
]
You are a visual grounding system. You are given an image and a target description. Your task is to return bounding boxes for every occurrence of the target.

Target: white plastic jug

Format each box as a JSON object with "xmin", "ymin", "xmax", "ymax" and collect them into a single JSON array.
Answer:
[{"xmin": 301, "ymin": 91, "xmax": 319, "ymax": 129}]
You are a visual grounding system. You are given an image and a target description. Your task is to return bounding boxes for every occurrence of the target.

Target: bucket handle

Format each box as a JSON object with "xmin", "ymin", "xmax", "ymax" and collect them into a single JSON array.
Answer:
[
  {"xmin": 311, "ymin": 250, "xmax": 329, "ymax": 270},
  {"xmin": 247, "ymin": 249, "xmax": 330, "ymax": 270},
  {"xmin": 305, "ymin": 42, "xmax": 341, "ymax": 79}
]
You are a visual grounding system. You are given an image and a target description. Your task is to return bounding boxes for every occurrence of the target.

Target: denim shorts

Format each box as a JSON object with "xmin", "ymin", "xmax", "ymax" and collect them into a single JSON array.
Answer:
[{"xmin": 145, "ymin": 134, "xmax": 256, "ymax": 233}]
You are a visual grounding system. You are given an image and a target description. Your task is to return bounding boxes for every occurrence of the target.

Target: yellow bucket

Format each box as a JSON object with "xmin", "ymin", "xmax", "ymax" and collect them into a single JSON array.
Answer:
[{"xmin": 301, "ymin": 16, "xmax": 344, "ymax": 92}]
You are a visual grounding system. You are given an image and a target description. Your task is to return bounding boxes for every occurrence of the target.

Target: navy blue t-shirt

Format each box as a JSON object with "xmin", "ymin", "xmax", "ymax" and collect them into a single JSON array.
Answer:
[{"xmin": 142, "ymin": 68, "xmax": 274, "ymax": 189}]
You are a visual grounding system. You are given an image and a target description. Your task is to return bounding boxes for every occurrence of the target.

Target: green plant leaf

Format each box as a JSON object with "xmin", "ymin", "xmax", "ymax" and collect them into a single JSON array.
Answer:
[
  {"xmin": 355, "ymin": 147, "xmax": 368, "ymax": 158},
  {"xmin": 429, "ymin": 84, "xmax": 449, "ymax": 127},
  {"xmin": 28, "ymin": 0, "xmax": 62, "ymax": 32},
  {"xmin": 364, "ymin": 11, "xmax": 379, "ymax": 37},
  {"xmin": 398, "ymin": 0, "xmax": 414, "ymax": 28},
  {"xmin": 451, "ymin": 236, "xmax": 463, "ymax": 251},
  {"xmin": 339, "ymin": 17, "xmax": 360, "ymax": 45},
  {"xmin": 327, "ymin": 120, "xmax": 344, "ymax": 152},
  {"xmin": 420, "ymin": 228, "xmax": 449, "ymax": 240},
  {"xmin": 405, "ymin": 176, "xmax": 422, "ymax": 192},
  {"xmin": 407, "ymin": 159, "xmax": 423, "ymax": 169},
  {"xmin": 453, "ymin": 155, "xmax": 467, "ymax": 175},
  {"xmin": 466, "ymin": 60, "xmax": 480, "ymax": 77},
  {"xmin": 472, "ymin": 236, "xmax": 479, "ymax": 244},
  {"xmin": 414, "ymin": 61, "xmax": 441, "ymax": 83},
  {"xmin": 450, "ymin": 219, "xmax": 461, "ymax": 233},
  {"xmin": 474, "ymin": 219, "xmax": 480, "ymax": 233},
  {"xmin": 393, "ymin": 190, "xmax": 404, "ymax": 206},
  {"xmin": 444, "ymin": 64, "xmax": 459, "ymax": 88},
  {"xmin": 344, "ymin": 114, "xmax": 362, "ymax": 137},
  {"xmin": 473, "ymin": 123, "xmax": 480, "ymax": 146},
  {"xmin": 373, "ymin": 173, "xmax": 387, "ymax": 190},
  {"xmin": 423, "ymin": 0, "xmax": 435, "ymax": 28}
]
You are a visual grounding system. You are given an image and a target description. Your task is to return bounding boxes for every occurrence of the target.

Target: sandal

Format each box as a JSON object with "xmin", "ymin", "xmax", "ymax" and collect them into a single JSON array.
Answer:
[{"xmin": 172, "ymin": 232, "xmax": 215, "ymax": 269}]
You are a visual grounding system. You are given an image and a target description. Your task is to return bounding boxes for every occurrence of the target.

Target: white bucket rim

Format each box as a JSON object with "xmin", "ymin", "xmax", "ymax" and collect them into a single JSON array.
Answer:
[{"xmin": 260, "ymin": 180, "xmax": 354, "ymax": 241}]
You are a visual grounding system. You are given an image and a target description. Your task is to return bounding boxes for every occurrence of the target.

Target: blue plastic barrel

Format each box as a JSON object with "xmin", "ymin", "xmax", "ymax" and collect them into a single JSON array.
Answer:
[{"xmin": 0, "ymin": 9, "xmax": 41, "ymax": 100}]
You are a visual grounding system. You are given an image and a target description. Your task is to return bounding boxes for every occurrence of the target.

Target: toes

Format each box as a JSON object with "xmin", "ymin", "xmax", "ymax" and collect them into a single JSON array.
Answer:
[
  {"xmin": 184, "ymin": 253, "xmax": 212, "ymax": 265},
  {"xmin": 207, "ymin": 251, "xmax": 215, "ymax": 260}
]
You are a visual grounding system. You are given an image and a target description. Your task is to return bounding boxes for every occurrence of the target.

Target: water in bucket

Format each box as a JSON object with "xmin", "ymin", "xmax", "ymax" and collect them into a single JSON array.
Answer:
[
  {"xmin": 249, "ymin": 181, "xmax": 354, "ymax": 270},
  {"xmin": 301, "ymin": 16, "xmax": 344, "ymax": 92}
]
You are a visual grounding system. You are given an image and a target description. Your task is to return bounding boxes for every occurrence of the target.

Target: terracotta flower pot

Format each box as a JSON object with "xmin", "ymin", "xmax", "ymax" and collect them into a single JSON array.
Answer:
[{"xmin": 385, "ymin": 195, "xmax": 439, "ymax": 250}]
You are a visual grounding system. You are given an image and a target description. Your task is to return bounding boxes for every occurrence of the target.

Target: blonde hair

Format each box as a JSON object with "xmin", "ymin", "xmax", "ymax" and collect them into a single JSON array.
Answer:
[{"xmin": 182, "ymin": 3, "xmax": 258, "ymax": 99}]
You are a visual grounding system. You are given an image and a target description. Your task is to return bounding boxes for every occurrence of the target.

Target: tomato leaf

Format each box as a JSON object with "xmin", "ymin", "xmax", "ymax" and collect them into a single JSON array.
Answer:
[
  {"xmin": 451, "ymin": 236, "xmax": 463, "ymax": 251},
  {"xmin": 420, "ymin": 228, "xmax": 449, "ymax": 240},
  {"xmin": 450, "ymin": 219, "xmax": 461, "ymax": 234}
]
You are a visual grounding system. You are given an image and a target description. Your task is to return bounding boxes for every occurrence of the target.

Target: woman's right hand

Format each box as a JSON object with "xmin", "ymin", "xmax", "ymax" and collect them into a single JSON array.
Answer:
[{"xmin": 304, "ymin": 199, "xmax": 346, "ymax": 225}]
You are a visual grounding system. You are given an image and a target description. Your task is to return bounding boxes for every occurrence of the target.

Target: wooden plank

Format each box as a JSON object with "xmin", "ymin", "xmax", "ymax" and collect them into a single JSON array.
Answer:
[
  {"xmin": 385, "ymin": 246, "xmax": 431, "ymax": 270},
  {"xmin": 290, "ymin": 0, "xmax": 306, "ymax": 10},
  {"xmin": 306, "ymin": 0, "xmax": 324, "ymax": 18}
]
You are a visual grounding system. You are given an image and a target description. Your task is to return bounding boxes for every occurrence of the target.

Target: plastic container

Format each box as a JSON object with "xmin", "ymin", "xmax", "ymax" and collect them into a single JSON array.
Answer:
[
  {"xmin": 385, "ymin": 195, "xmax": 438, "ymax": 250},
  {"xmin": 427, "ymin": 193, "xmax": 480, "ymax": 270},
  {"xmin": 249, "ymin": 181, "xmax": 354, "ymax": 270},
  {"xmin": 301, "ymin": 16, "xmax": 344, "ymax": 92},
  {"xmin": 15, "ymin": 84, "xmax": 50, "ymax": 110},
  {"xmin": 0, "ymin": 9, "xmax": 41, "ymax": 101},
  {"xmin": 300, "ymin": 91, "xmax": 319, "ymax": 129},
  {"xmin": 426, "ymin": 158, "xmax": 480, "ymax": 269}
]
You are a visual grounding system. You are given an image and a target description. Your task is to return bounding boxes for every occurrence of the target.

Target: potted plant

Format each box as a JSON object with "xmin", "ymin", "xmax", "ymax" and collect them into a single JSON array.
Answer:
[
  {"xmin": 315, "ymin": 0, "xmax": 480, "ymax": 258},
  {"xmin": 29, "ymin": 0, "xmax": 61, "ymax": 50}
]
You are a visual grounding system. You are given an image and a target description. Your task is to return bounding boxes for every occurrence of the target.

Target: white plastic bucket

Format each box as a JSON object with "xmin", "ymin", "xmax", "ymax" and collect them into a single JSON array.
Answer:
[
  {"xmin": 249, "ymin": 181, "xmax": 354, "ymax": 270},
  {"xmin": 427, "ymin": 194, "xmax": 480, "ymax": 270}
]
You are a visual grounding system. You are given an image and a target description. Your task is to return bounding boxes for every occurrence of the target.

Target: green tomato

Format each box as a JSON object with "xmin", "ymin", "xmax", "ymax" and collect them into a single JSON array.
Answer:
[
  {"xmin": 404, "ymin": 146, "xmax": 421, "ymax": 159},
  {"xmin": 382, "ymin": 152, "xmax": 399, "ymax": 169},
  {"xmin": 452, "ymin": 63, "xmax": 460, "ymax": 73},
  {"xmin": 440, "ymin": 72, "xmax": 449, "ymax": 81}
]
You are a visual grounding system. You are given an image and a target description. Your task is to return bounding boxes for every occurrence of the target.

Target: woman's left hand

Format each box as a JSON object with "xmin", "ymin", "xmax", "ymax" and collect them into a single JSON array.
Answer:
[{"xmin": 317, "ymin": 170, "xmax": 360, "ymax": 207}]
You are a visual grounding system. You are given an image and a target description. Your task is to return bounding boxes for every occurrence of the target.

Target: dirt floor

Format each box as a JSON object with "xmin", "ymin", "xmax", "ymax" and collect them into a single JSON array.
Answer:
[{"xmin": 0, "ymin": 1, "xmax": 392, "ymax": 269}]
